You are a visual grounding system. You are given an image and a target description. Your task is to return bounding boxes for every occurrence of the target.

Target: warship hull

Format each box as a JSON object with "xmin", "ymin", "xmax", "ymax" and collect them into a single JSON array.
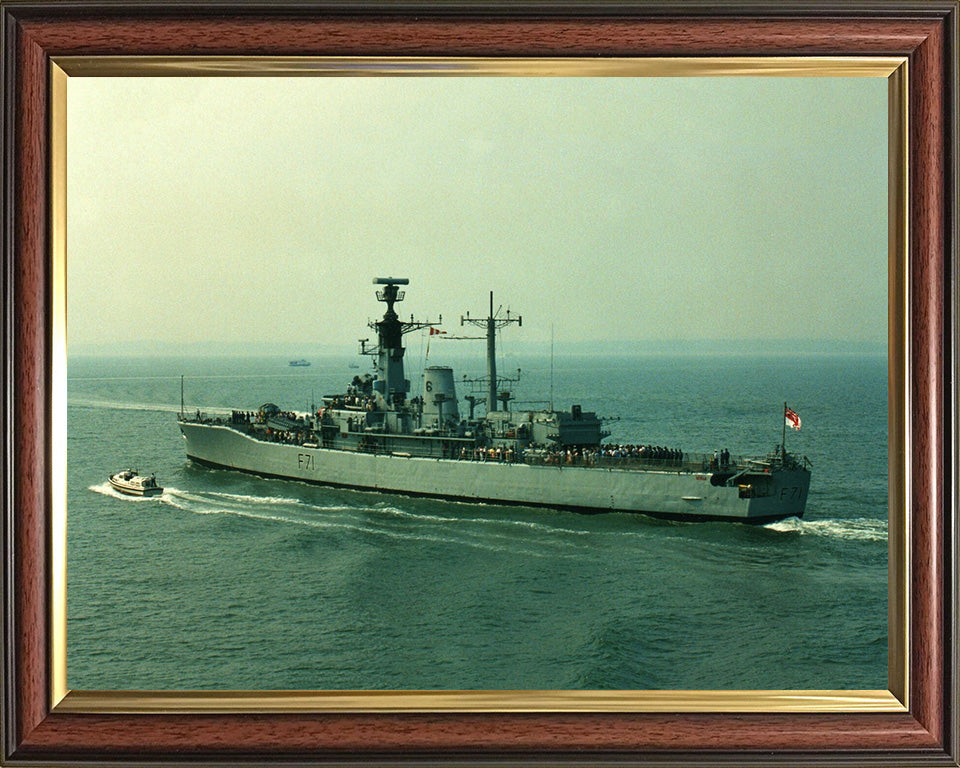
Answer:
[{"xmin": 180, "ymin": 421, "xmax": 809, "ymax": 523}]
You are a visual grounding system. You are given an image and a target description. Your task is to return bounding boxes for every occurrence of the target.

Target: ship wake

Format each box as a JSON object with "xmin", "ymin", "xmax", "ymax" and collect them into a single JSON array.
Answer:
[
  {"xmin": 71, "ymin": 397, "xmax": 184, "ymax": 414},
  {"xmin": 149, "ymin": 487, "xmax": 589, "ymax": 560},
  {"xmin": 764, "ymin": 516, "xmax": 887, "ymax": 542}
]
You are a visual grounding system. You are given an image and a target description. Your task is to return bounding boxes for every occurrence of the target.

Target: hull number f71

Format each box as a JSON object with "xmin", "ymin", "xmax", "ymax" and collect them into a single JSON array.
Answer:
[{"xmin": 298, "ymin": 453, "xmax": 315, "ymax": 471}]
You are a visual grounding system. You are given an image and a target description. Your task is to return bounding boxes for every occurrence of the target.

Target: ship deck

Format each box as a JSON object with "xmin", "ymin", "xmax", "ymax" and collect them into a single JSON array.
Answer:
[{"xmin": 179, "ymin": 416, "xmax": 802, "ymax": 478}]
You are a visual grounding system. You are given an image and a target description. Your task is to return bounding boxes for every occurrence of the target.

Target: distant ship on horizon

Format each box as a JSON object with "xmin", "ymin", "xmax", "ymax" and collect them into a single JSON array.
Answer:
[{"xmin": 288, "ymin": 359, "xmax": 311, "ymax": 367}]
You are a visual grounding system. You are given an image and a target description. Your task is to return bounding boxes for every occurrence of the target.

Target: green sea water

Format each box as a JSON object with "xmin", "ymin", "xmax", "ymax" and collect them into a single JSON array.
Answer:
[{"xmin": 66, "ymin": 353, "xmax": 887, "ymax": 690}]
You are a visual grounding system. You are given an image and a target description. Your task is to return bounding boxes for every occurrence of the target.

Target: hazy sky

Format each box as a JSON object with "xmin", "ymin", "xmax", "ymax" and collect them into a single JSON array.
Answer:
[{"xmin": 67, "ymin": 75, "xmax": 887, "ymax": 353}]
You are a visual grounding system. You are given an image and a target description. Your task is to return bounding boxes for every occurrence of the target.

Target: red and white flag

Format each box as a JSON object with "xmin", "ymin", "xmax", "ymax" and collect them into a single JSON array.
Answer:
[
  {"xmin": 784, "ymin": 406, "xmax": 802, "ymax": 431},
  {"xmin": 425, "ymin": 326, "xmax": 445, "ymax": 361}
]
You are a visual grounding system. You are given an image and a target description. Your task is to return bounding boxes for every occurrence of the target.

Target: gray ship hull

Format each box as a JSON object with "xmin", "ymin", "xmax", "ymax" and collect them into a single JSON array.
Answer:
[{"xmin": 180, "ymin": 422, "xmax": 809, "ymax": 523}]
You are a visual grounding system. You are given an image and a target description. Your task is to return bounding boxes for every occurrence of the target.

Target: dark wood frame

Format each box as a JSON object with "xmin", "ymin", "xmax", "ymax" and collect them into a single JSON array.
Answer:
[{"xmin": 2, "ymin": 2, "xmax": 957, "ymax": 765}]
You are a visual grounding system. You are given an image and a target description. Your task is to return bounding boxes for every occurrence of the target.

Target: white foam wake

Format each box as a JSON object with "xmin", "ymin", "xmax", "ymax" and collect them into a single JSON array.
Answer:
[
  {"xmin": 374, "ymin": 504, "xmax": 593, "ymax": 537},
  {"xmin": 88, "ymin": 481, "xmax": 166, "ymax": 502},
  {"xmin": 191, "ymin": 490, "xmax": 304, "ymax": 506},
  {"xmin": 70, "ymin": 398, "xmax": 184, "ymax": 414},
  {"xmin": 95, "ymin": 484, "xmax": 577, "ymax": 559},
  {"xmin": 163, "ymin": 496, "xmax": 568, "ymax": 558},
  {"xmin": 764, "ymin": 516, "xmax": 887, "ymax": 542}
]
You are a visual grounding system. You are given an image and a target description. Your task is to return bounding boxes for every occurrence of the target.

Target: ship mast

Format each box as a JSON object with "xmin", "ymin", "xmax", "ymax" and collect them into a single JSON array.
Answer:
[
  {"xmin": 462, "ymin": 291, "xmax": 521, "ymax": 414},
  {"xmin": 368, "ymin": 277, "xmax": 439, "ymax": 409}
]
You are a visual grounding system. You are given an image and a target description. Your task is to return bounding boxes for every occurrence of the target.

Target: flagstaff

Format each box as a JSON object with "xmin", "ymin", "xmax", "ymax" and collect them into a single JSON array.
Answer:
[
  {"xmin": 783, "ymin": 403, "xmax": 802, "ymax": 462},
  {"xmin": 782, "ymin": 401, "xmax": 787, "ymax": 456}
]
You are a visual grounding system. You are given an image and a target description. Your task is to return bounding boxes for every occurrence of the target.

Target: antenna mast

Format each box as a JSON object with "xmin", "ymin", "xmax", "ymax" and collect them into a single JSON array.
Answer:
[
  {"xmin": 550, "ymin": 324, "xmax": 555, "ymax": 411},
  {"xmin": 462, "ymin": 291, "xmax": 522, "ymax": 414}
]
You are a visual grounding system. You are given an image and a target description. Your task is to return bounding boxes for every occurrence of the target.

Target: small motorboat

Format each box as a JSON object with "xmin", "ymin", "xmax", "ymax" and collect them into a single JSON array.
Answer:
[{"xmin": 108, "ymin": 469, "xmax": 163, "ymax": 497}]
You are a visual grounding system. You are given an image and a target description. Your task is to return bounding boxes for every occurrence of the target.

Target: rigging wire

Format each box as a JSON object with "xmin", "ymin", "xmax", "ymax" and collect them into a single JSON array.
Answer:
[{"xmin": 415, "ymin": 328, "xmax": 425, "ymax": 398}]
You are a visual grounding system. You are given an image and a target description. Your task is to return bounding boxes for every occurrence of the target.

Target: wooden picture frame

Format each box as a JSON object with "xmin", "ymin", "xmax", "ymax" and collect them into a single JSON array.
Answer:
[{"xmin": 2, "ymin": 2, "xmax": 957, "ymax": 765}]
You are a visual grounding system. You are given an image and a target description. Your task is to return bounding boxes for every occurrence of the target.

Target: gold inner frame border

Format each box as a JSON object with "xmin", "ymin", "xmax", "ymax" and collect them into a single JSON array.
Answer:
[{"xmin": 49, "ymin": 55, "xmax": 909, "ymax": 715}]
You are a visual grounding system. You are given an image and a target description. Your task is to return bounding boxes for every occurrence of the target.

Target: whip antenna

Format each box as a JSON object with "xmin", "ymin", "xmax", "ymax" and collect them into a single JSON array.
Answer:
[{"xmin": 550, "ymin": 325, "xmax": 554, "ymax": 411}]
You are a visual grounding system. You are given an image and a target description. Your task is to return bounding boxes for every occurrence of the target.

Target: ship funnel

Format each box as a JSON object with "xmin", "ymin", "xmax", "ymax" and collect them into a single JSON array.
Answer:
[{"xmin": 422, "ymin": 366, "xmax": 459, "ymax": 427}]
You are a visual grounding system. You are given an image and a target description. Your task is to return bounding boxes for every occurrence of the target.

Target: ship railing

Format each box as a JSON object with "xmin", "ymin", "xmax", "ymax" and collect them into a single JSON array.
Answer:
[{"xmin": 518, "ymin": 450, "xmax": 751, "ymax": 473}]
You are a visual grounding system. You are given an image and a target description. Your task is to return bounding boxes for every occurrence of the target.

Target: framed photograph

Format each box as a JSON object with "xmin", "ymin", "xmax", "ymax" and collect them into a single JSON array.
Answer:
[{"xmin": 2, "ymin": 2, "xmax": 956, "ymax": 766}]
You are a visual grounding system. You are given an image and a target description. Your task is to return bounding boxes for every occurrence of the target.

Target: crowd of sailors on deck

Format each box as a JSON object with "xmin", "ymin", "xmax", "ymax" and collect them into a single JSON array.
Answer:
[
  {"xmin": 225, "ymin": 409, "xmax": 316, "ymax": 445},
  {"xmin": 230, "ymin": 409, "xmax": 307, "ymax": 425},
  {"xmin": 461, "ymin": 445, "xmax": 519, "ymax": 463},
  {"xmin": 454, "ymin": 443, "xmax": 686, "ymax": 467},
  {"xmin": 604, "ymin": 444, "xmax": 683, "ymax": 462},
  {"xmin": 324, "ymin": 382, "xmax": 379, "ymax": 413},
  {"xmin": 262, "ymin": 428, "xmax": 313, "ymax": 445},
  {"xmin": 327, "ymin": 394, "xmax": 377, "ymax": 411},
  {"xmin": 533, "ymin": 444, "xmax": 685, "ymax": 467}
]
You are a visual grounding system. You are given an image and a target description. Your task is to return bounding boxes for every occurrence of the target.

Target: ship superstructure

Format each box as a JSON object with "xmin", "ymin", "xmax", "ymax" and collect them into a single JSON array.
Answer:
[{"xmin": 178, "ymin": 278, "xmax": 811, "ymax": 523}]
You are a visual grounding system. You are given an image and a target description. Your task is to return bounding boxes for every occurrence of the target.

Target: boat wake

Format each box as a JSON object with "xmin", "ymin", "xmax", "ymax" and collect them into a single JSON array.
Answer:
[
  {"xmin": 764, "ymin": 516, "xmax": 887, "ymax": 542},
  {"xmin": 146, "ymin": 487, "xmax": 588, "ymax": 559},
  {"xmin": 88, "ymin": 481, "xmax": 166, "ymax": 502}
]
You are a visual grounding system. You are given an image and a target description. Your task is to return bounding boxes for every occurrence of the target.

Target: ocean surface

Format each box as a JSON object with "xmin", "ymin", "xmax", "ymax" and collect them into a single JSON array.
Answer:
[{"xmin": 66, "ymin": 353, "xmax": 888, "ymax": 691}]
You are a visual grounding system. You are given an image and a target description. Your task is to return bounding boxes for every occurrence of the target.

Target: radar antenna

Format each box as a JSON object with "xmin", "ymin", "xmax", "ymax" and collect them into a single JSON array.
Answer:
[
  {"xmin": 367, "ymin": 278, "xmax": 440, "ymax": 409},
  {"xmin": 369, "ymin": 277, "xmax": 440, "ymax": 343}
]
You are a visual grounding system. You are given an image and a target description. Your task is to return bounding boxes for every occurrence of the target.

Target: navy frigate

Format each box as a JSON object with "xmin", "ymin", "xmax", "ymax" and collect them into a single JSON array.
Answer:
[{"xmin": 178, "ymin": 277, "xmax": 811, "ymax": 523}]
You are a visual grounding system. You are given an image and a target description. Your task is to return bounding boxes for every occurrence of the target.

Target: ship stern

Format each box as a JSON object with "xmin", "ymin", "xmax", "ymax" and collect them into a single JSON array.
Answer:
[{"xmin": 743, "ymin": 467, "xmax": 812, "ymax": 523}]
